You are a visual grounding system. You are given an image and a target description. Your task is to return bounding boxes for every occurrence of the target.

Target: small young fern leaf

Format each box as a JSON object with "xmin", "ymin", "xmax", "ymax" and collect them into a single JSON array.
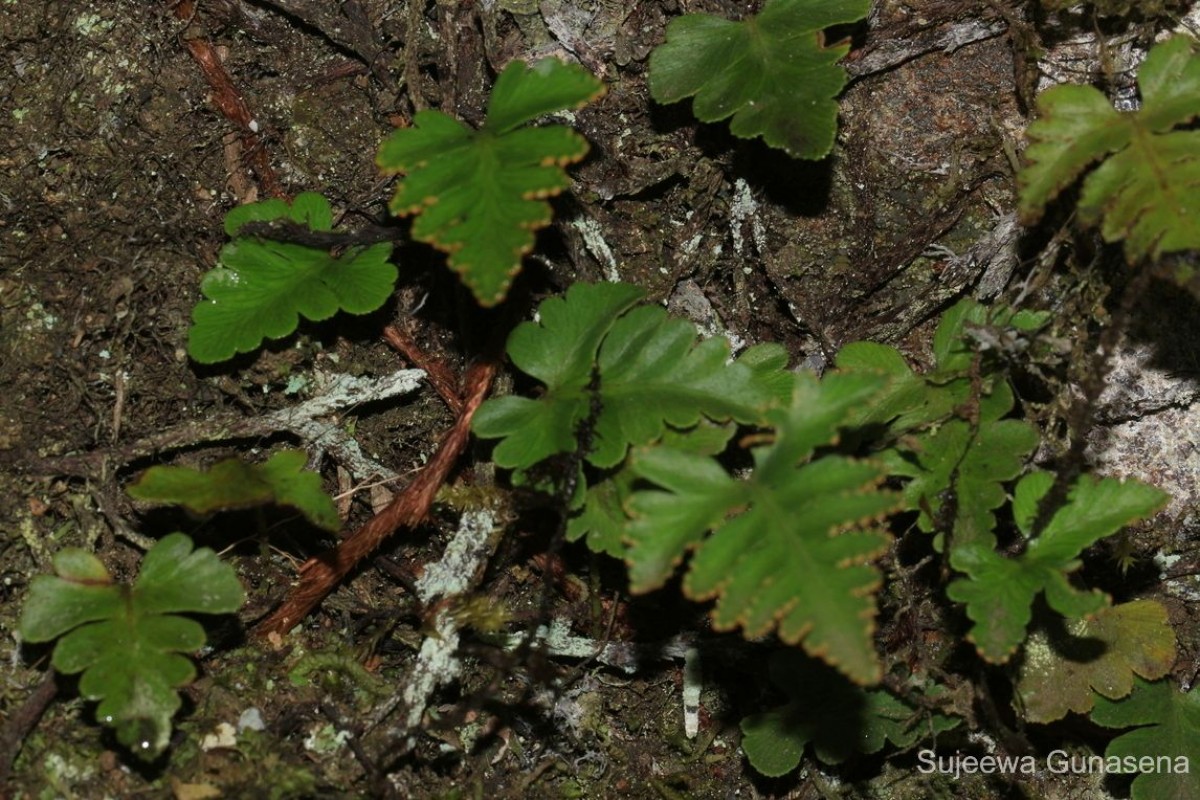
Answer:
[
  {"xmin": 648, "ymin": 0, "xmax": 871, "ymax": 159},
  {"xmin": 833, "ymin": 298, "xmax": 1048, "ymax": 435},
  {"xmin": 377, "ymin": 58, "xmax": 605, "ymax": 306},
  {"xmin": 626, "ymin": 372, "xmax": 900, "ymax": 684},
  {"xmin": 19, "ymin": 534, "xmax": 245, "ymax": 760},
  {"xmin": 188, "ymin": 192, "xmax": 397, "ymax": 364},
  {"xmin": 839, "ymin": 299, "xmax": 1044, "ymax": 552},
  {"xmin": 127, "ymin": 450, "xmax": 340, "ymax": 532},
  {"xmin": 1018, "ymin": 36, "xmax": 1200, "ymax": 264},
  {"xmin": 947, "ymin": 472, "xmax": 1169, "ymax": 663},
  {"xmin": 884, "ymin": 380, "xmax": 1040, "ymax": 551}
]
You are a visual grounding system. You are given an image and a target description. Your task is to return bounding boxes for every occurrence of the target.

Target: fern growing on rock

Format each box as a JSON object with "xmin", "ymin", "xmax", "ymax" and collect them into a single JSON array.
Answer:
[
  {"xmin": 476, "ymin": 287, "xmax": 1171, "ymax": 701},
  {"xmin": 1019, "ymin": 36, "xmax": 1200, "ymax": 266}
]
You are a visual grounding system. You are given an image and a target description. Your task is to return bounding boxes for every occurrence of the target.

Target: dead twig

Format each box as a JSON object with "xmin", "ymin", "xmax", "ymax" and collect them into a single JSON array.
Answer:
[
  {"xmin": 256, "ymin": 359, "xmax": 496, "ymax": 637},
  {"xmin": 0, "ymin": 671, "xmax": 59, "ymax": 796},
  {"xmin": 18, "ymin": 370, "xmax": 424, "ymax": 482},
  {"xmin": 383, "ymin": 324, "xmax": 464, "ymax": 415},
  {"xmin": 846, "ymin": 18, "xmax": 1009, "ymax": 81},
  {"xmin": 171, "ymin": 0, "xmax": 285, "ymax": 199}
]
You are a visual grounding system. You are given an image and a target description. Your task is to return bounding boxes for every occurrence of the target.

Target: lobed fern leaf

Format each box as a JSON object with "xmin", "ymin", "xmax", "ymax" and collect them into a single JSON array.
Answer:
[
  {"xmin": 833, "ymin": 340, "xmax": 965, "ymax": 431},
  {"xmin": 648, "ymin": 0, "xmax": 870, "ymax": 159},
  {"xmin": 884, "ymin": 381, "xmax": 1040, "ymax": 550},
  {"xmin": 1017, "ymin": 600, "xmax": 1176, "ymax": 723},
  {"xmin": 1091, "ymin": 677, "xmax": 1200, "ymax": 800},
  {"xmin": 127, "ymin": 450, "xmax": 340, "ymax": 532},
  {"xmin": 188, "ymin": 193, "xmax": 397, "ymax": 364},
  {"xmin": 741, "ymin": 651, "xmax": 959, "ymax": 776},
  {"xmin": 948, "ymin": 472, "xmax": 1169, "ymax": 663},
  {"xmin": 19, "ymin": 535, "xmax": 244, "ymax": 759},
  {"xmin": 377, "ymin": 58, "xmax": 604, "ymax": 305},
  {"xmin": 626, "ymin": 372, "xmax": 899, "ymax": 684},
  {"xmin": 1018, "ymin": 36, "xmax": 1200, "ymax": 263},
  {"xmin": 472, "ymin": 281, "xmax": 644, "ymax": 469}
]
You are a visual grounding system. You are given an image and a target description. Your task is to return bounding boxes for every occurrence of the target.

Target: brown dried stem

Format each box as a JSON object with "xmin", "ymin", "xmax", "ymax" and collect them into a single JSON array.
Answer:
[
  {"xmin": 383, "ymin": 324, "xmax": 465, "ymax": 415},
  {"xmin": 256, "ymin": 359, "xmax": 496, "ymax": 637},
  {"xmin": 171, "ymin": 0, "xmax": 285, "ymax": 199},
  {"xmin": 0, "ymin": 671, "xmax": 58, "ymax": 795}
]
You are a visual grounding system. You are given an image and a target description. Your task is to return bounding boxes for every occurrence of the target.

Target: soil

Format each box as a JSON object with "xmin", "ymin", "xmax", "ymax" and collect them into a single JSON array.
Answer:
[{"xmin": 2, "ymin": 1, "xmax": 1199, "ymax": 799}]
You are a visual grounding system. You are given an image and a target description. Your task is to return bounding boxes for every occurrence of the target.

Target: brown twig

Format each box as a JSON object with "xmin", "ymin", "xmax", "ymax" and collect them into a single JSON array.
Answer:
[
  {"xmin": 171, "ymin": 0, "xmax": 285, "ymax": 199},
  {"xmin": 256, "ymin": 359, "xmax": 496, "ymax": 637},
  {"xmin": 15, "ymin": 370, "xmax": 424, "ymax": 481},
  {"xmin": 0, "ymin": 671, "xmax": 58, "ymax": 795},
  {"xmin": 383, "ymin": 324, "xmax": 465, "ymax": 415}
]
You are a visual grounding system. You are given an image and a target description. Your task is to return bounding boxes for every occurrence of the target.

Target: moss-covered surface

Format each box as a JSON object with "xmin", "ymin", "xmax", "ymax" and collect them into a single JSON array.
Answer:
[{"xmin": 2, "ymin": 0, "xmax": 1199, "ymax": 797}]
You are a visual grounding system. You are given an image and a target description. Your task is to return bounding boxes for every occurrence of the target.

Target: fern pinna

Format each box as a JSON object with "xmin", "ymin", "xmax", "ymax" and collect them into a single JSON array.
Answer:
[{"xmin": 476, "ymin": 285, "xmax": 1170, "ymax": 698}]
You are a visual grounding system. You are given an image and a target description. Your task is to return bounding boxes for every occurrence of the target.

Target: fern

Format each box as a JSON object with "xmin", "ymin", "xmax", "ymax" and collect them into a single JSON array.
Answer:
[
  {"xmin": 1019, "ymin": 36, "xmax": 1200, "ymax": 264},
  {"xmin": 741, "ymin": 651, "xmax": 959, "ymax": 776},
  {"xmin": 127, "ymin": 450, "xmax": 340, "ymax": 532},
  {"xmin": 1091, "ymin": 677, "xmax": 1200, "ymax": 800},
  {"xmin": 377, "ymin": 58, "xmax": 604, "ymax": 305},
  {"xmin": 948, "ymin": 472, "xmax": 1169, "ymax": 662},
  {"xmin": 475, "ymin": 284, "xmax": 897, "ymax": 682},
  {"xmin": 885, "ymin": 381, "xmax": 1040, "ymax": 550},
  {"xmin": 835, "ymin": 299, "xmax": 1168, "ymax": 663},
  {"xmin": 187, "ymin": 193, "xmax": 397, "ymax": 364},
  {"xmin": 71, "ymin": 4, "xmax": 1198, "ymax": 783},
  {"xmin": 19, "ymin": 534, "xmax": 244, "ymax": 759},
  {"xmin": 837, "ymin": 300, "xmax": 1044, "ymax": 553},
  {"xmin": 626, "ymin": 371, "xmax": 899, "ymax": 684},
  {"xmin": 649, "ymin": 0, "xmax": 870, "ymax": 159},
  {"xmin": 472, "ymin": 282, "xmax": 784, "ymax": 470},
  {"xmin": 1016, "ymin": 599, "xmax": 1176, "ymax": 723},
  {"xmin": 652, "ymin": 0, "xmax": 868, "ymax": 160},
  {"xmin": 479, "ymin": 289, "xmax": 1170, "ymax": 684},
  {"xmin": 566, "ymin": 422, "xmax": 736, "ymax": 556}
]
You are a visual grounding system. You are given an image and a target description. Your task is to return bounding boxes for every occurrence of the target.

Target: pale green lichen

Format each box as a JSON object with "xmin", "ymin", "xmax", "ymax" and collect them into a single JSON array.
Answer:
[
  {"xmin": 395, "ymin": 510, "xmax": 502, "ymax": 738},
  {"xmin": 40, "ymin": 751, "xmax": 97, "ymax": 799},
  {"xmin": 73, "ymin": 13, "xmax": 114, "ymax": 36},
  {"xmin": 303, "ymin": 723, "xmax": 351, "ymax": 756}
]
